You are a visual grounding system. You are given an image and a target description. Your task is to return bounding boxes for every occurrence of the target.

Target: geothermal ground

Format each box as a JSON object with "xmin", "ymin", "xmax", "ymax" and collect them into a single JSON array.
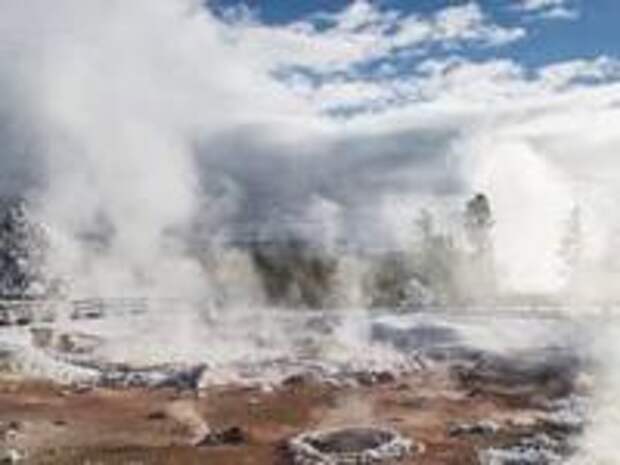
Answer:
[{"xmin": 0, "ymin": 306, "xmax": 593, "ymax": 464}]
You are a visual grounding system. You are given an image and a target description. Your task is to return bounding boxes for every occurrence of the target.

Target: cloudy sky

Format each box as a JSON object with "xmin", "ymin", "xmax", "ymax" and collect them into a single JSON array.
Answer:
[
  {"xmin": 203, "ymin": 0, "xmax": 620, "ymax": 289},
  {"xmin": 209, "ymin": 0, "xmax": 618, "ymax": 112},
  {"xmin": 1, "ymin": 0, "xmax": 619, "ymax": 293}
]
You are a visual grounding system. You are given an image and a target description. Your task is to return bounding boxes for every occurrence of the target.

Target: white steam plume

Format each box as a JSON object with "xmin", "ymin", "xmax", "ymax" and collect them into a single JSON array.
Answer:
[{"xmin": 0, "ymin": 0, "xmax": 314, "ymax": 298}]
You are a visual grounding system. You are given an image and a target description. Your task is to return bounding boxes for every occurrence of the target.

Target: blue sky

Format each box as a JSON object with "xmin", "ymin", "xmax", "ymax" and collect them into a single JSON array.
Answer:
[
  {"xmin": 203, "ymin": 0, "xmax": 620, "ymax": 118},
  {"xmin": 210, "ymin": 0, "xmax": 619, "ymax": 69}
]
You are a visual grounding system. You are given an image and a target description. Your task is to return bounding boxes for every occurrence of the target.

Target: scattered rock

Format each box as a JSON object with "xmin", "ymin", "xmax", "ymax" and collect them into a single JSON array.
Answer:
[
  {"xmin": 354, "ymin": 370, "xmax": 396, "ymax": 387},
  {"xmin": 194, "ymin": 426, "xmax": 246, "ymax": 447},
  {"xmin": 375, "ymin": 371, "xmax": 397, "ymax": 384},
  {"xmin": 539, "ymin": 395, "xmax": 587, "ymax": 434},
  {"xmin": 147, "ymin": 411, "xmax": 167, "ymax": 421},
  {"xmin": 95, "ymin": 363, "xmax": 209, "ymax": 391},
  {"xmin": 5, "ymin": 422, "xmax": 20, "ymax": 433},
  {"xmin": 480, "ymin": 440, "xmax": 561, "ymax": 465},
  {"xmin": 448, "ymin": 420, "xmax": 500, "ymax": 438},
  {"xmin": 479, "ymin": 432, "xmax": 569, "ymax": 465},
  {"xmin": 283, "ymin": 373, "xmax": 313, "ymax": 387}
]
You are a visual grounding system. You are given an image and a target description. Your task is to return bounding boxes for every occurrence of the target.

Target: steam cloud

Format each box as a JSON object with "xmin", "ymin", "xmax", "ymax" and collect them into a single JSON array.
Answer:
[
  {"xmin": 4, "ymin": 0, "xmax": 619, "ymax": 300},
  {"xmin": 0, "ymin": 0, "xmax": 470, "ymax": 299}
]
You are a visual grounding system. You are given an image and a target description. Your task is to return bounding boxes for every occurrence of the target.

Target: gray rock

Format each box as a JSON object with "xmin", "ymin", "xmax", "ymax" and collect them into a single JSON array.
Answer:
[{"xmin": 448, "ymin": 420, "xmax": 500, "ymax": 437}]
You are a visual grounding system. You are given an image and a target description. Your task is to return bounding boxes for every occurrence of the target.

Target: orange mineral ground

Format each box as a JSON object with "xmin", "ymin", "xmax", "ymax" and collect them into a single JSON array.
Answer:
[{"xmin": 0, "ymin": 357, "xmax": 584, "ymax": 465}]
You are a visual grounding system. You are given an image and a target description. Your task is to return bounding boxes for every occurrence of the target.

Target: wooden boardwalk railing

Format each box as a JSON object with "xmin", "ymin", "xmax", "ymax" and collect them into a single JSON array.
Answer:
[
  {"xmin": 0, "ymin": 299, "xmax": 619, "ymax": 328},
  {"xmin": 0, "ymin": 298, "xmax": 150, "ymax": 326}
]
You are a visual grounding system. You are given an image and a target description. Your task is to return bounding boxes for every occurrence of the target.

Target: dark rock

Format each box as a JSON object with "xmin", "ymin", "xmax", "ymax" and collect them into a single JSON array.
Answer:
[
  {"xmin": 147, "ymin": 411, "xmax": 166, "ymax": 421},
  {"xmin": 375, "ymin": 371, "xmax": 396, "ymax": 384},
  {"xmin": 195, "ymin": 426, "xmax": 246, "ymax": 447},
  {"xmin": 283, "ymin": 373, "xmax": 313, "ymax": 387},
  {"xmin": 6, "ymin": 422, "xmax": 21, "ymax": 432},
  {"xmin": 448, "ymin": 420, "xmax": 500, "ymax": 437},
  {"xmin": 354, "ymin": 370, "xmax": 397, "ymax": 386}
]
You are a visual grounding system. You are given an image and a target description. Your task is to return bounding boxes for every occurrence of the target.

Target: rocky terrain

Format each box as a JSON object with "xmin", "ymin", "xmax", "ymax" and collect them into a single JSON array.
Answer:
[{"xmin": 0, "ymin": 310, "xmax": 590, "ymax": 464}]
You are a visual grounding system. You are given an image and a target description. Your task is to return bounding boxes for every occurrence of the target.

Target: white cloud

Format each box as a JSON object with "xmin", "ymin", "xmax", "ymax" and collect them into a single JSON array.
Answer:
[
  {"xmin": 539, "ymin": 6, "xmax": 579, "ymax": 19},
  {"xmin": 519, "ymin": 0, "xmax": 568, "ymax": 10},
  {"xmin": 538, "ymin": 56, "xmax": 620, "ymax": 88},
  {"xmin": 227, "ymin": 1, "xmax": 525, "ymax": 73},
  {"xmin": 299, "ymin": 54, "xmax": 620, "ymax": 115},
  {"xmin": 427, "ymin": 3, "xmax": 525, "ymax": 46},
  {"xmin": 514, "ymin": 0, "xmax": 579, "ymax": 20}
]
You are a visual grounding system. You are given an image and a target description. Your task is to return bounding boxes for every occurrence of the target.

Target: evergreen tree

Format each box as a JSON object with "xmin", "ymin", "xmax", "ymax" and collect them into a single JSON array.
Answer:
[
  {"xmin": 0, "ymin": 200, "xmax": 56, "ymax": 299},
  {"xmin": 462, "ymin": 193, "xmax": 496, "ymax": 301},
  {"xmin": 464, "ymin": 193, "xmax": 493, "ymax": 257}
]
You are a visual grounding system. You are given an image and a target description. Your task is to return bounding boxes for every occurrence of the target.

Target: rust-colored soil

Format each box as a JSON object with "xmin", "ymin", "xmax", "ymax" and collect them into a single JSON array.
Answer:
[{"xmin": 0, "ymin": 368, "xmax": 557, "ymax": 465}]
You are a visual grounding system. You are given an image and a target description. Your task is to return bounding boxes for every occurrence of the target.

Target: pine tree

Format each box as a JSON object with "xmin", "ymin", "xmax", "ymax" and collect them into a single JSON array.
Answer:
[
  {"xmin": 0, "ymin": 199, "xmax": 55, "ymax": 299},
  {"xmin": 462, "ymin": 193, "xmax": 496, "ymax": 301},
  {"xmin": 464, "ymin": 193, "xmax": 493, "ymax": 257}
]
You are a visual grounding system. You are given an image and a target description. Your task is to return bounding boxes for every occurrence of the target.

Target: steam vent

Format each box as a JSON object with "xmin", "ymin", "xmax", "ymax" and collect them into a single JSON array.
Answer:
[{"xmin": 288, "ymin": 426, "xmax": 414, "ymax": 465}]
